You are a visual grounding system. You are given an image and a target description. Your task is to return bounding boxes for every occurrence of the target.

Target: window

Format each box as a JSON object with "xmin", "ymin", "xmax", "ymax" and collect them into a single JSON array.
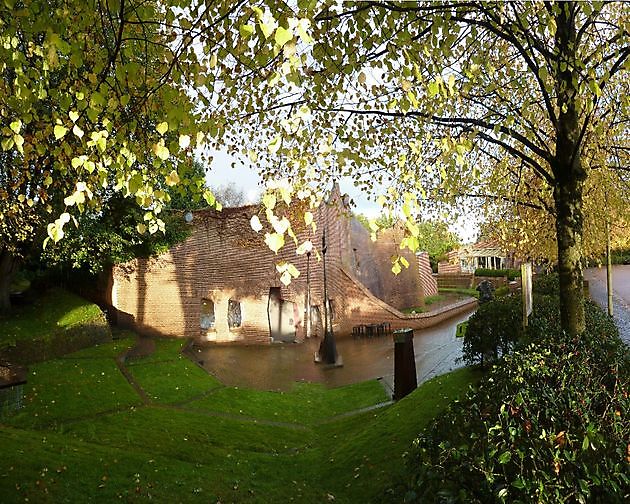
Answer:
[
  {"xmin": 228, "ymin": 299, "xmax": 242, "ymax": 328},
  {"xmin": 200, "ymin": 299, "xmax": 215, "ymax": 330}
]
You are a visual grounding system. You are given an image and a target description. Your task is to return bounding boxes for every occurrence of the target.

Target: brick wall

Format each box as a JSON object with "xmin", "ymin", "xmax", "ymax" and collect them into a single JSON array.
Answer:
[
  {"xmin": 417, "ymin": 252, "xmax": 438, "ymax": 297},
  {"xmin": 111, "ymin": 190, "xmax": 453, "ymax": 343}
]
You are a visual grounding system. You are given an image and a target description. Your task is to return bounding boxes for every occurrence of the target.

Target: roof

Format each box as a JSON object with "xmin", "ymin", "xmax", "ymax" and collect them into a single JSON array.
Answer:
[{"xmin": 459, "ymin": 239, "xmax": 506, "ymax": 258}]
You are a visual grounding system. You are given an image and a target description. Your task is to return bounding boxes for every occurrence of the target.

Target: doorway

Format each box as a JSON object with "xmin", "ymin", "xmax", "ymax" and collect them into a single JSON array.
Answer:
[{"xmin": 268, "ymin": 287, "xmax": 297, "ymax": 342}]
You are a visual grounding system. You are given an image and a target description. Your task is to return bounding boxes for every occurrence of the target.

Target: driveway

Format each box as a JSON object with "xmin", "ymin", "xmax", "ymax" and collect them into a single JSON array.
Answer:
[
  {"xmin": 584, "ymin": 265, "xmax": 630, "ymax": 345},
  {"xmin": 186, "ymin": 307, "xmax": 476, "ymax": 392}
]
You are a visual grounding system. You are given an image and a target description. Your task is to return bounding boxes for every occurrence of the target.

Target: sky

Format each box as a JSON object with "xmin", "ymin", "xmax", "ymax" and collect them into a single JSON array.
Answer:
[{"xmin": 204, "ymin": 149, "xmax": 479, "ymax": 243}]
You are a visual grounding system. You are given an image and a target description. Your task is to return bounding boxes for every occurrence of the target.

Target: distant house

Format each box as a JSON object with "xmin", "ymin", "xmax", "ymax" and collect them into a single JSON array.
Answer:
[
  {"xmin": 106, "ymin": 188, "xmax": 455, "ymax": 344},
  {"xmin": 438, "ymin": 239, "xmax": 519, "ymax": 274}
]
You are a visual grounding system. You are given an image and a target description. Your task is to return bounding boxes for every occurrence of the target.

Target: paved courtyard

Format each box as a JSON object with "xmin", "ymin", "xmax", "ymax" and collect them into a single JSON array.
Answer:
[
  {"xmin": 186, "ymin": 307, "xmax": 476, "ymax": 393},
  {"xmin": 585, "ymin": 265, "xmax": 630, "ymax": 345}
]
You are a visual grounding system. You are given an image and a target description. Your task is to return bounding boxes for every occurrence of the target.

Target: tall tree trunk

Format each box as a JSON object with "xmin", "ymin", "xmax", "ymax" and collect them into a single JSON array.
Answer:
[
  {"xmin": 553, "ymin": 2, "xmax": 586, "ymax": 336},
  {"xmin": 0, "ymin": 247, "xmax": 17, "ymax": 313},
  {"xmin": 553, "ymin": 178, "xmax": 585, "ymax": 336}
]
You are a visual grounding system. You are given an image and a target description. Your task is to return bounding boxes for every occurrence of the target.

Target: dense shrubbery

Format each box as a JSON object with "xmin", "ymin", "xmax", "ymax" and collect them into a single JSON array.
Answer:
[
  {"xmin": 611, "ymin": 248, "xmax": 630, "ymax": 265},
  {"xmin": 461, "ymin": 296, "xmax": 522, "ymax": 368},
  {"xmin": 402, "ymin": 280, "xmax": 629, "ymax": 503},
  {"xmin": 474, "ymin": 268, "xmax": 521, "ymax": 280}
]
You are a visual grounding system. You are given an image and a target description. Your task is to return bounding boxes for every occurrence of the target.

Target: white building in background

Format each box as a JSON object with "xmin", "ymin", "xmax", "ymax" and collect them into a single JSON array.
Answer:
[{"xmin": 438, "ymin": 240, "xmax": 519, "ymax": 275}]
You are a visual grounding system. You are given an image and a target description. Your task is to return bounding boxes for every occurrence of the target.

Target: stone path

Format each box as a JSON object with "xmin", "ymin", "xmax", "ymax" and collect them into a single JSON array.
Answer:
[{"xmin": 585, "ymin": 265, "xmax": 630, "ymax": 345}]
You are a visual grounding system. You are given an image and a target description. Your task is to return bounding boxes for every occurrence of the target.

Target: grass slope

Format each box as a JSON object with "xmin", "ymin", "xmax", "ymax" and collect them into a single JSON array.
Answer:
[
  {"xmin": 0, "ymin": 334, "xmax": 479, "ymax": 502},
  {"xmin": 0, "ymin": 288, "xmax": 102, "ymax": 348}
]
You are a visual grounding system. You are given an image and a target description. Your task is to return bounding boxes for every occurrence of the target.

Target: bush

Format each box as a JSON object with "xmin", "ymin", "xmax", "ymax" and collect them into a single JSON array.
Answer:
[
  {"xmin": 611, "ymin": 249, "xmax": 630, "ymax": 265},
  {"xmin": 533, "ymin": 272, "xmax": 560, "ymax": 296},
  {"xmin": 402, "ymin": 299, "xmax": 629, "ymax": 503},
  {"xmin": 474, "ymin": 268, "xmax": 521, "ymax": 280},
  {"xmin": 461, "ymin": 296, "xmax": 522, "ymax": 368},
  {"xmin": 494, "ymin": 286, "xmax": 510, "ymax": 298}
]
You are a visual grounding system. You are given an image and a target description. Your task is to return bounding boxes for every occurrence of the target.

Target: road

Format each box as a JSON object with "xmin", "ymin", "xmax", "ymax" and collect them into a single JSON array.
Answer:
[
  {"xmin": 584, "ymin": 265, "xmax": 630, "ymax": 345},
  {"xmin": 186, "ymin": 308, "xmax": 476, "ymax": 392}
]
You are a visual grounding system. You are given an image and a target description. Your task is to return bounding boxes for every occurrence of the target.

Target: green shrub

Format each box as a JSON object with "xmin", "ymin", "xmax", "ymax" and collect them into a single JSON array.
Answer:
[
  {"xmin": 494, "ymin": 286, "xmax": 510, "ymax": 298},
  {"xmin": 475, "ymin": 268, "xmax": 521, "ymax": 280},
  {"xmin": 461, "ymin": 296, "xmax": 521, "ymax": 368},
  {"xmin": 611, "ymin": 249, "xmax": 630, "ymax": 265},
  {"xmin": 533, "ymin": 272, "xmax": 560, "ymax": 296},
  {"xmin": 402, "ymin": 301, "xmax": 629, "ymax": 503}
]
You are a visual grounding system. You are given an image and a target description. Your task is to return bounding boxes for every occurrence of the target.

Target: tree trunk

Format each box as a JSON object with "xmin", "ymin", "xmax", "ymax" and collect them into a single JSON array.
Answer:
[
  {"xmin": 0, "ymin": 247, "xmax": 17, "ymax": 313},
  {"xmin": 553, "ymin": 179, "xmax": 585, "ymax": 336},
  {"xmin": 553, "ymin": 2, "xmax": 587, "ymax": 336}
]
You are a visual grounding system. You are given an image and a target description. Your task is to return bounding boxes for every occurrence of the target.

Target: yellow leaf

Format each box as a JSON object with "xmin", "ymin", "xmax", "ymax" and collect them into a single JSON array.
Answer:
[
  {"xmin": 69, "ymin": 110, "xmax": 79, "ymax": 123},
  {"xmin": 10, "ymin": 119, "xmax": 21, "ymax": 133},
  {"xmin": 165, "ymin": 170, "xmax": 180, "ymax": 186},
  {"xmin": 156, "ymin": 122, "xmax": 168, "ymax": 135},
  {"xmin": 54, "ymin": 125, "xmax": 68, "ymax": 140},
  {"xmin": 264, "ymin": 232, "xmax": 285, "ymax": 253},
  {"xmin": 280, "ymin": 270, "xmax": 292, "ymax": 286},
  {"xmin": 392, "ymin": 261, "xmax": 402, "ymax": 275},
  {"xmin": 72, "ymin": 124, "xmax": 84, "ymax": 138},
  {"xmin": 250, "ymin": 215, "xmax": 263, "ymax": 233},
  {"xmin": 178, "ymin": 135, "xmax": 190, "ymax": 149},
  {"xmin": 136, "ymin": 223, "xmax": 147, "ymax": 234},
  {"xmin": 274, "ymin": 26, "xmax": 293, "ymax": 47},
  {"xmin": 304, "ymin": 211, "xmax": 313, "ymax": 226},
  {"xmin": 154, "ymin": 143, "xmax": 170, "ymax": 160}
]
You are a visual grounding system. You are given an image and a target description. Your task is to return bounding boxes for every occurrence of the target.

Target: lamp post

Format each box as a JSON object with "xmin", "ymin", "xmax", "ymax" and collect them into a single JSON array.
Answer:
[
  {"xmin": 316, "ymin": 228, "xmax": 339, "ymax": 365},
  {"xmin": 305, "ymin": 251, "xmax": 311, "ymax": 338}
]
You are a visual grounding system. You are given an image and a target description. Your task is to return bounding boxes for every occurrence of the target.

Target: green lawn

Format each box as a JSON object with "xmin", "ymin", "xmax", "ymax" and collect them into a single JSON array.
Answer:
[
  {"xmin": 0, "ymin": 288, "xmax": 102, "ymax": 347},
  {"xmin": 0, "ymin": 334, "xmax": 480, "ymax": 503}
]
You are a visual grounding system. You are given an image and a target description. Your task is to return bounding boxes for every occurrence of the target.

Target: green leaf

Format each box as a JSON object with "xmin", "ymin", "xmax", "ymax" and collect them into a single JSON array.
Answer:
[{"xmin": 498, "ymin": 451, "xmax": 511, "ymax": 464}]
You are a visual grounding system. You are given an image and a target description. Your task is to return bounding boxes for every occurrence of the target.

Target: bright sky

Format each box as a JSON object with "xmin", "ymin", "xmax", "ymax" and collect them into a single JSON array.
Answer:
[{"xmin": 205, "ymin": 149, "xmax": 479, "ymax": 243}]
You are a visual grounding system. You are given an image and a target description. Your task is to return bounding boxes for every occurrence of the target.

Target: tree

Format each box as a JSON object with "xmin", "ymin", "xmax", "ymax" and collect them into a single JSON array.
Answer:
[
  {"xmin": 0, "ymin": 0, "xmax": 230, "ymax": 310},
  {"xmin": 356, "ymin": 215, "xmax": 460, "ymax": 271},
  {"xmin": 211, "ymin": 182, "xmax": 250, "ymax": 207},
  {"xmin": 416, "ymin": 221, "xmax": 461, "ymax": 271},
  {"xmin": 206, "ymin": 1, "xmax": 629, "ymax": 337},
  {"xmin": 2, "ymin": 1, "xmax": 628, "ymax": 338}
]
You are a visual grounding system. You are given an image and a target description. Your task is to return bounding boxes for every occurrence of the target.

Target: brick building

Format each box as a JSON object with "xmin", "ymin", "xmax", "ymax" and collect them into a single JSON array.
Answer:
[{"xmin": 108, "ymin": 190, "xmax": 454, "ymax": 344}]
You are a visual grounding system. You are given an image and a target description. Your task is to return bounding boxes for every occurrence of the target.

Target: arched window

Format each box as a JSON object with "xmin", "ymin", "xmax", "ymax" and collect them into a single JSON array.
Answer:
[
  {"xmin": 200, "ymin": 299, "xmax": 215, "ymax": 329},
  {"xmin": 228, "ymin": 299, "xmax": 242, "ymax": 328}
]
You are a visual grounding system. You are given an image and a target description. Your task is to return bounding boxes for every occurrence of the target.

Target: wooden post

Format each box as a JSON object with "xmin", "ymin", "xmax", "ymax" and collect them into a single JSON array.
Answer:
[
  {"xmin": 393, "ymin": 328, "xmax": 417, "ymax": 400},
  {"xmin": 606, "ymin": 221, "xmax": 614, "ymax": 317}
]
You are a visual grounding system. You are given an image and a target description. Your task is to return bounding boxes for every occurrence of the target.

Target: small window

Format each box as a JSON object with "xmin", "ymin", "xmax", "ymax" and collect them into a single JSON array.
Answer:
[
  {"xmin": 328, "ymin": 299, "xmax": 336, "ymax": 321},
  {"xmin": 228, "ymin": 299, "xmax": 242, "ymax": 328},
  {"xmin": 200, "ymin": 299, "xmax": 215, "ymax": 330}
]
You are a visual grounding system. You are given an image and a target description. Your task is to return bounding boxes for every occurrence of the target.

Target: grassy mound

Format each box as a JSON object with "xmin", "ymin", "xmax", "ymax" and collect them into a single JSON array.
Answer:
[
  {"xmin": 0, "ymin": 334, "xmax": 479, "ymax": 503},
  {"xmin": 0, "ymin": 288, "xmax": 110, "ymax": 363}
]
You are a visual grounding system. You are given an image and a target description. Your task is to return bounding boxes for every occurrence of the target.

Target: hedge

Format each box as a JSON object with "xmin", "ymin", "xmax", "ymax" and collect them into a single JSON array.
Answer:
[
  {"xmin": 400, "ymin": 281, "xmax": 629, "ymax": 503},
  {"xmin": 474, "ymin": 268, "xmax": 521, "ymax": 280}
]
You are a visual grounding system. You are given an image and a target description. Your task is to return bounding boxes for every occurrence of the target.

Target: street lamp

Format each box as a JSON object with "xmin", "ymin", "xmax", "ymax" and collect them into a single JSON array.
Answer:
[{"xmin": 315, "ymin": 227, "xmax": 340, "ymax": 365}]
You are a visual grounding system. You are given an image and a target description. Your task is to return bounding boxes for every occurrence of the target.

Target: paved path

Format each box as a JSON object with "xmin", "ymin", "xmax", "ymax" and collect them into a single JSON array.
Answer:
[
  {"xmin": 585, "ymin": 265, "xmax": 630, "ymax": 345},
  {"xmin": 186, "ymin": 307, "xmax": 476, "ymax": 393}
]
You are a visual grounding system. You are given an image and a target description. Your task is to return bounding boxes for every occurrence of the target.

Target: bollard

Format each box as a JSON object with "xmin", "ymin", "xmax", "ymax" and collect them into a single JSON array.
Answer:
[{"xmin": 392, "ymin": 328, "xmax": 417, "ymax": 400}]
